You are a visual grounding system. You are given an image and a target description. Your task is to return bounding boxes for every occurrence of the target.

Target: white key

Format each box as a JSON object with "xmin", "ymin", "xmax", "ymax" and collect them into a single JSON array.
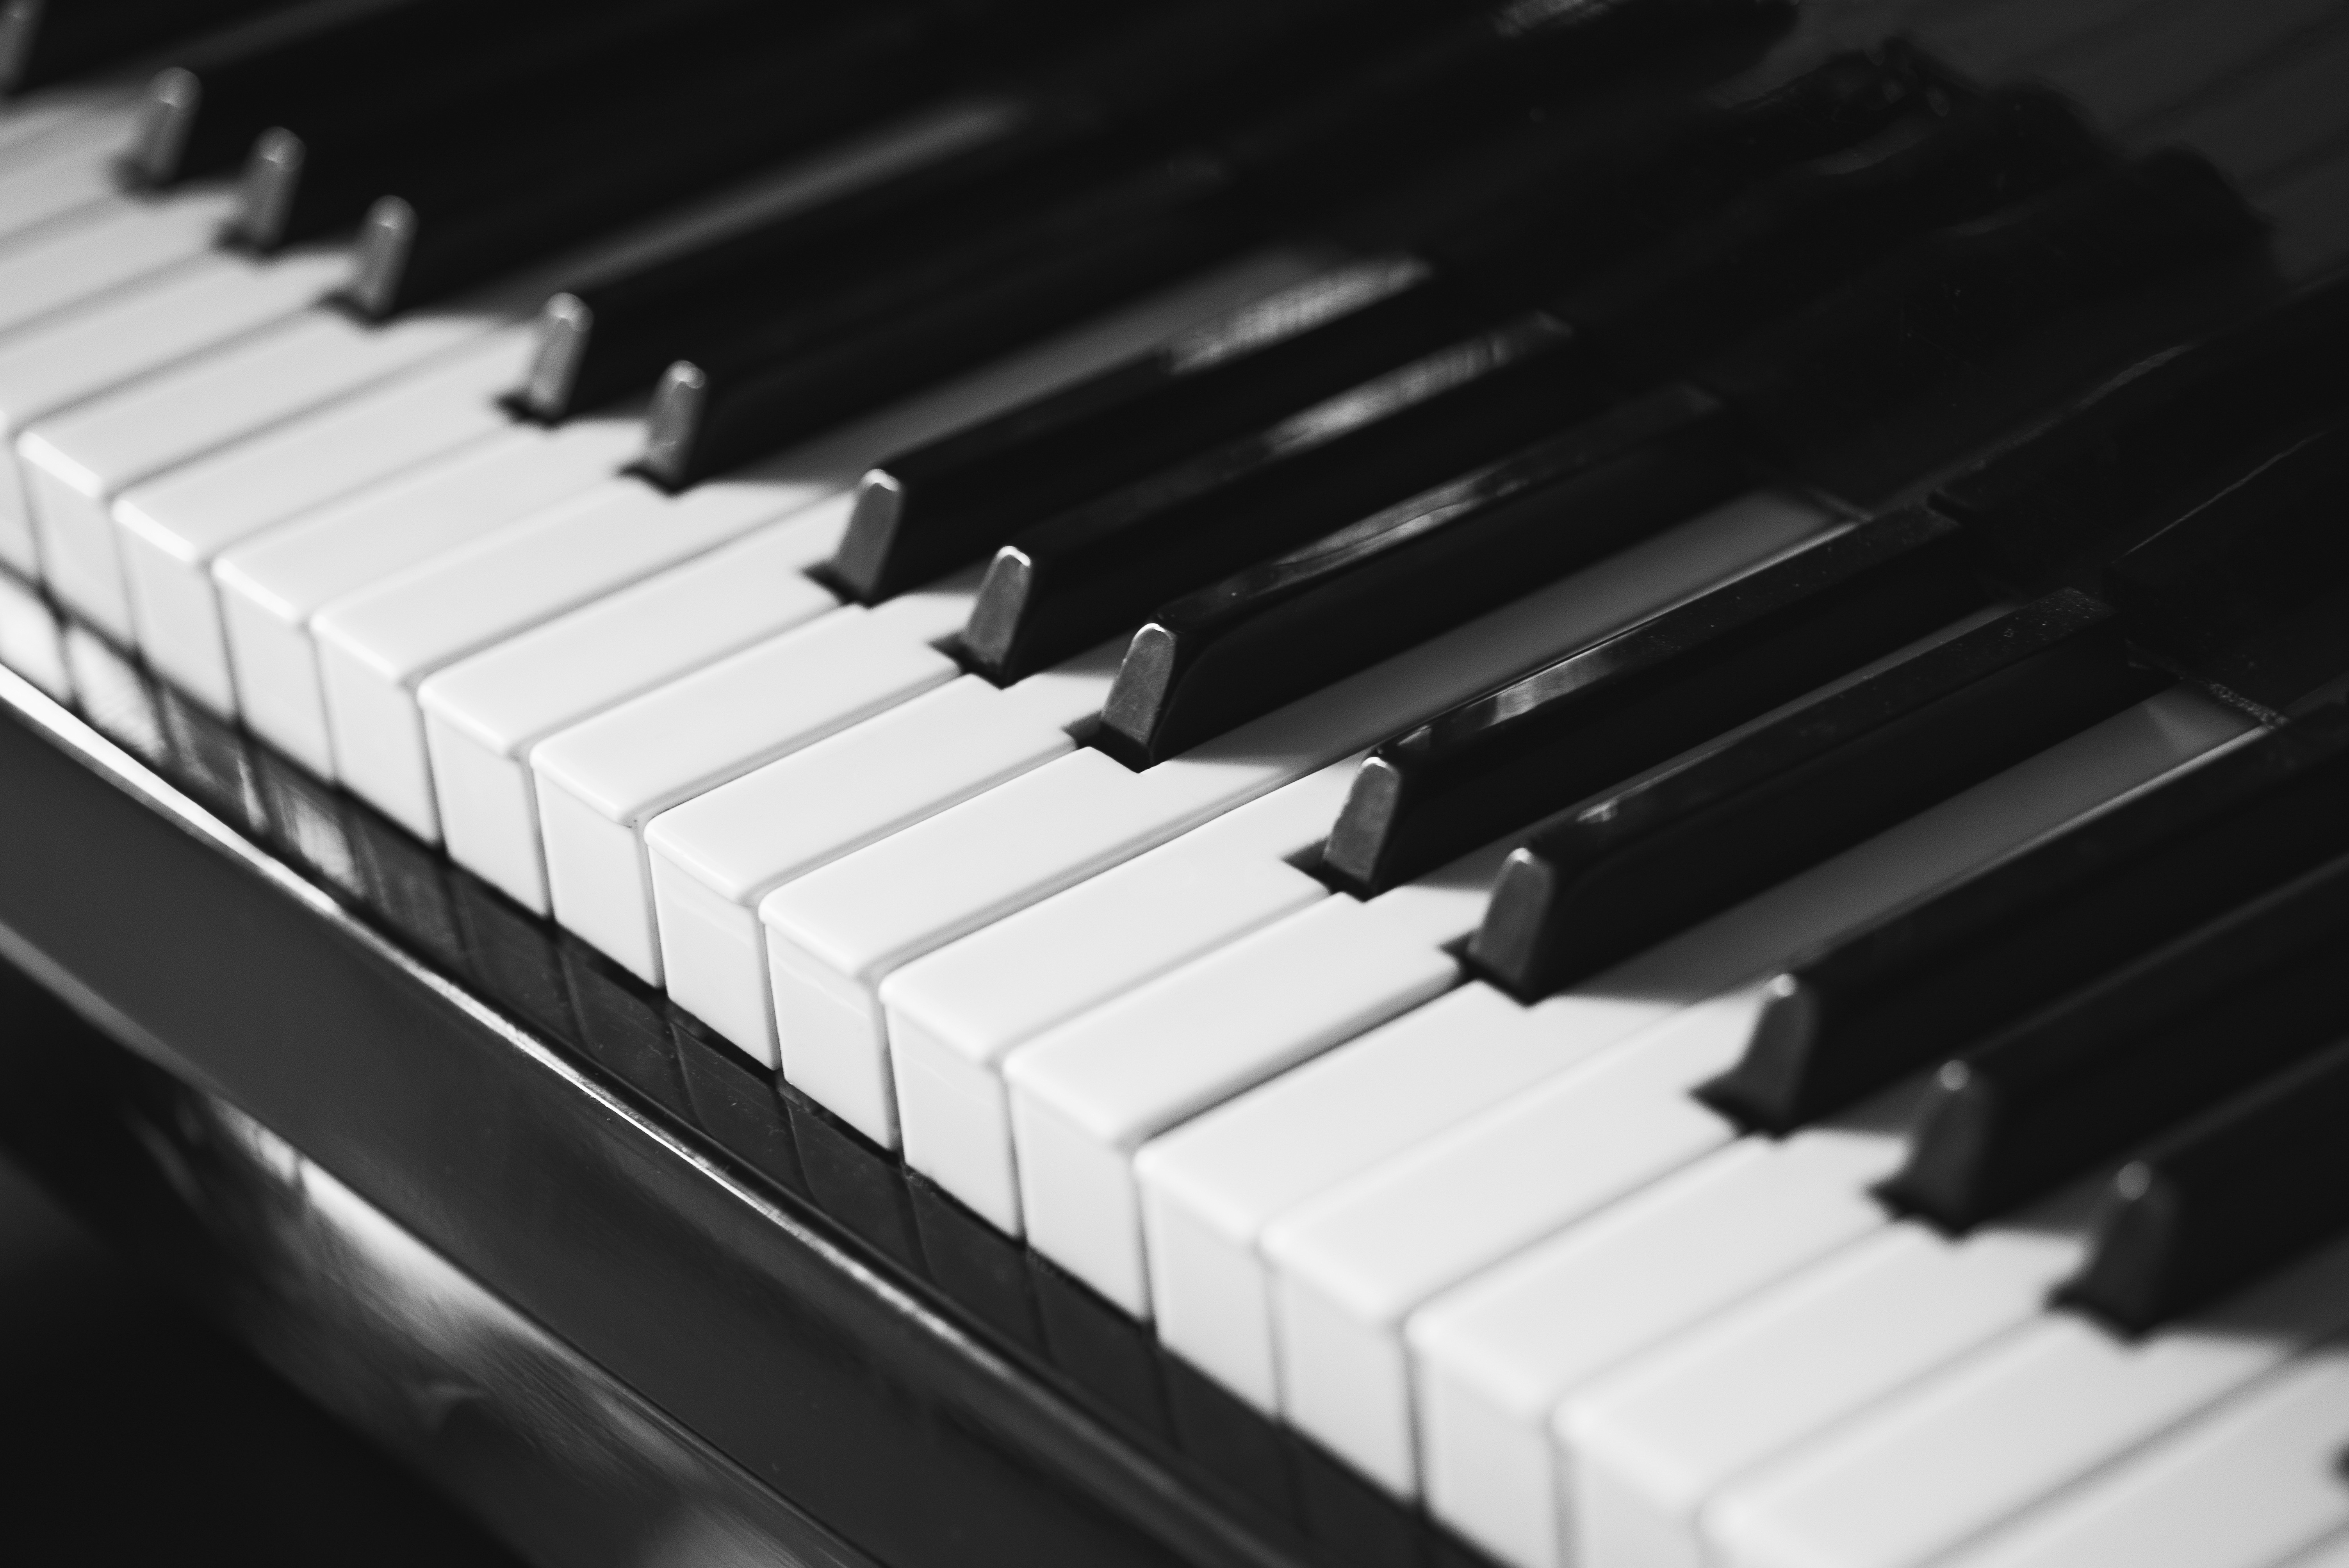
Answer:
[
  {"xmin": 0, "ymin": 108, "xmax": 144, "ymax": 243},
  {"xmin": 0, "ymin": 249, "xmax": 349, "ymax": 577},
  {"xmin": 1409, "ymin": 1090, "xmax": 1916, "ymax": 1568},
  {"xmin": 0, "ymin": 187, "xmax": 238, "ymax": 340},
  {"xmin": 313, "ymin": 478, "xmax": 835, "ymax": 839},
  {"xmin": 212, "ymin": 416, "xmax": 640, "ymax": 775},
  {"xmin": 308, "ymin": 246, "xmax": 1332, "ymax": 841},
  {"xmin": 25, "ymin": 303, "xmax": 501, "ymax": 640},
  {"xmin": 1707, "ymin": 1233, "xmax": 2349, "ymax": 1568},
  {"xmin": 2285, "ymin": 1531, "xmax": 2349, "ymax": 1568},
  {"xmin": 1272, "ymin": 994, "xmax": 1759, "ymax": 1495},
  {"xmin": 648, "ymin": 657, "xmax": 1119, "ymax": 1064},
  {"xmin": 0, "ymin": 91, "xmax": 136, "ymax": 165},
  {"xmin": 114, "ymin": 327, "xmax": 536, "ymax": 709},
  {"xmin": 1003, "ymin": 851, "xmax": 1490, "ymax": 1313},
  {"xmin": 0, "ymin": 565, "xmax": 68, "ymax": 700},
  {"xmin": 887, "ymin": 762, "xmax": 1355, "ymax": 1234},
  {"xmin": 1940, "ymin": 1335, "xmax": 2349, "ymax": 1568},
  {"xmin": 1256, "ymin": 683, "xmax": 2247, "ymax": 1496},
  {"xmin": 529, "ymin": 578, "xmax": 964, "ymax": 982},
  {"xmin": 1563, "ymin": 1197, "xmax": 2097, "ymax": 1568},
  {"xmin": 1136, "ymin": 981, "xmax": 1615, "ymax": 1412},
  {"xmin": 761, "ymin": 490, "xmax": 1834, "ymax": 1148},
  {"xmin": 421, "ymin": 519, "xmax": 843, "ymax": 913}
]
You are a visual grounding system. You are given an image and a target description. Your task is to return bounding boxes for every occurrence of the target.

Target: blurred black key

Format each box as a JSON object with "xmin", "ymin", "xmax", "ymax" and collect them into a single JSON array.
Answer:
[
  {"xmin": 346, "ymin": 0, "xmax": 1131, "ymax": 317},
  {"xmin": 516, "ymin": 0, "xmax": 1456, "ymax": 422},
  {"xmin": 1097, "ymin": 384, "xmax": 1743, "ymax": 768},
  {"xmin": 1881, "ymin": 851, "xmax": 2349, "ymax": 1231},
  {"xmin": 128, "ymin": 0, "xmax": 566, "ymax": 187},
  {"xmin": 962, "ymin": 314, "xmax": 1613, "ymax": 682},
  {"xmin": 1468, "ymin": 590, "xmax": 2166, "ymax": 999},
  {"xmin": 230, "ymin": 0, "xmax": 823, "ymax": 250},
  {"xmin": 1702, "ymin": 705, "xmax": 2349, "ymax": 1133},
  {"xmin": 834, "ymin": 257, "xmax": 1483, "ymax": 603},
  {"xmin": 1557, "ymin": 86, "xmax": 2098, "ymax": 381},
  {"xmin": 832, "ymin": 49, "xmax": 1928, "ymax": 604},
  {"xmin": 2106, "ymin": 418, "xmax": 2349, "ymax": 715},
  {"xmin": 1700, "ymin": 149, "xmax": 2267, "ymax": 500},
  {"xmin": 2065, "ymin": 1036, "xmax": 2349, "ymax": 1334},
  {"xmin": 1933, "ymin": 271, "xmax": 2349, "ymax": 595},
  {"xmin": 1326, "ymin": 506, "xmax": 1993, "ymax": 896},
  {"xmin": 0, "ymin": 0, "xmax": 282, "ymax": 93},
  {"xmin": 643, "ymin": 0, "xmax": 1784, "ymax": 486}
]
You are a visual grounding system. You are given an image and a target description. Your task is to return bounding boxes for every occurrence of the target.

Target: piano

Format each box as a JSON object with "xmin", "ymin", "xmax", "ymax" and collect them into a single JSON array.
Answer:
[{"xmin": 1, "ymin": 1, "xmax": 2347, "ymax": 1564}]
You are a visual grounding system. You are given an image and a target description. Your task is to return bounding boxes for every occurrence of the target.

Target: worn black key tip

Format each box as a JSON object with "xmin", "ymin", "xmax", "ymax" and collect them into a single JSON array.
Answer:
[
  {"xmin": 639, "ymin": 360, "xmax": 708, "ymax": 491},
  {"xmin": 1871, "ymin": 1057, "xmax": 1995, "ymax": 1230},
  {"xmin": 343, "ymin": 194, "xmax": 415, "ymax": 319},
  {"xmin": 514, "ymin": 292, "xmax": 594, "ymax": 422},
  {"xmin": 962, "ymin": 543, "xmax": 1036, "ymax": 679},
  {"xmin": 1692, "ymin": 972, "xmax": 1821, "ymax": 1133},
  {"xmin": 231, "ymin": 125, "xmax": 304, "ymax": 250},
  {"xmin": 829, "ymin": 469, "xmax": 908, "ymax": 605},
  {"xmin": 128, "ymin": 63, "xmax": 201, "ymax": 185}
]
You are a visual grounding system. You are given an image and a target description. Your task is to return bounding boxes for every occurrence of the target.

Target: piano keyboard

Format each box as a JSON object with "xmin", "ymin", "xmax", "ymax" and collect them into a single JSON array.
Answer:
[{"xmin": 2, "ymin": 2, "xmax": 2349, "ymax": 1566}]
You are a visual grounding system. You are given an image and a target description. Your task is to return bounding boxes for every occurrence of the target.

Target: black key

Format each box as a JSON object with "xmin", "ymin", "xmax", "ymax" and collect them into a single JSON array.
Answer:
[
  {"xmin": 1097, "ymin": 384, "xmax": 1744, "ymax": 768},
  {"xmin": 1325, "ymin": 506, "xmax": 1994, "ymax": 897},
  {"xmin": 514, "ymin": 0, "xmax": 1457, "ymax": 422},
  {"xmin": 230, "ymin": 0, "xmax": 819, "ymax": 250},
  {"xmin": 1412, "ymin": 45, "xmax": 1939, "ymax": 301},
  {"xmin": 1702, "ymin": 705, "xmax": 2349, "ymax": 1133},
  {"xmin": 2106, "ymin": 418, "xmax": 2349, "ymax": 716},
  {"xmin": 832, "ymin": 49, "xmax": 1929, "ymax": 604},
  {"xmin": 1699, "ymin": 149, "xmax": 2268, "ymax": 502},
  {"xmin": 127, "ymin": 0, "xmax": 569, "ymax": 187},
  {"xmin": 2064, "ymin": 1035, "xmax": 2349, "ymax": 1334},
  {"xmin": 640, "ymin": 153, "xmax": 1256, "ymax": 487},
  {"xmin": 835, "ymin": 257, "xmax": 1486, "ymax": 603},
  {"xmin": 344, "ymin": 0, "xmax": 1130, "ymax": 318},
  {"xmin": 0, "ymin": 0, "xmax": 281, "ymax": 94},
  {"xmin": 1880, "ymin": 850, "xmax": 2349, "ymax": 1231},
  {"xmin": 1467, "ymin": 590, "xmax": 2167, "ymax": 999},
  {"xmin": 1933, "ymin": 271, "xmax": 2349, "ymax": 595},
  {"xmin": 962, "ymin": 313, "xmax": 1612, "ymax": 683},
  {"xmin": 641, "ymin": 0, "xmax": 1784, "ymax": 487},
  {"xmin": 1555, "ymin": 86, "xmax": 2098, "ymax": 381}
]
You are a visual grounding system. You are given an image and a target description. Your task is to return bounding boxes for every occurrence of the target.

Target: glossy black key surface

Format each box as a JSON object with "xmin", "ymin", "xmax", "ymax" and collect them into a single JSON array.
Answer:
[
  {"xmin": 1468, "ymin": 590, "xmax": 2167, "ymax": 999},
  {"xmin": 512, "ymin": 0, "xmax": 1454, "ymax": 423},
  {"xmin": 1933, "ymin": 271, "xmax": 2349, "ymax": 595},
  {"xmin": 342, "ymin": 0, "xmax": 1111, "ymax": 318},
  {"xmin": 228, "ymin": 0, "xmax": 818, "ymax": 251},
  {"xmin": 1556, "ymin": 86, "xmax": 2098, "ymax": 381},
  {"xmin": 1414, "ymin": 45, "xmax": 1939, "ymax": 302},
  {"xmin": 127, "ymin": 0, "xmax": 559, "ymax": 187},
  {"xmin": 638, "ymin": 0, "xmax": 1781, "ymax": 486},
  {"xmin": 2106, "ymin": 418, "xmax": 2349, "ymax": 715},
  {"xmin": 1703, "ymin": 707, "xmax": 2349, "ymax": 1133},
  {"xmin": 2065, "ymin": 1036, "xmax": 2349, "ymax": 1334},
  {"xmin": 1701, "ymin": 148, "xmax": 2268, "ymax": 500},
  {"xmin": 1324, "ymin": 506, "xmax": 1993, "ymax": 896},
  {"xmin": 1882, "ymin": 851, "xmax": 2349, "ymax": 1231},
  {"xmin": 832, "ymin": 49, "xmax": 1928, "ymax": 605},
  {"xmin": 0, "ymin": 0, "xmax": 282, "ymax": 93},
  {"xmin": 834, "ymin": 257, "xmax": 1481, "ymax": 603},
  {"xmin": 1096, "ymin": 384, "xmax": 1743, "ymax": 768},
  {"xmin": 638, "ymin": 153, "xmax": 1254, "ymax": 488},
  {"xmin": 961, "ymin": 313, "xmax": 1613, "ymax": 682}
]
